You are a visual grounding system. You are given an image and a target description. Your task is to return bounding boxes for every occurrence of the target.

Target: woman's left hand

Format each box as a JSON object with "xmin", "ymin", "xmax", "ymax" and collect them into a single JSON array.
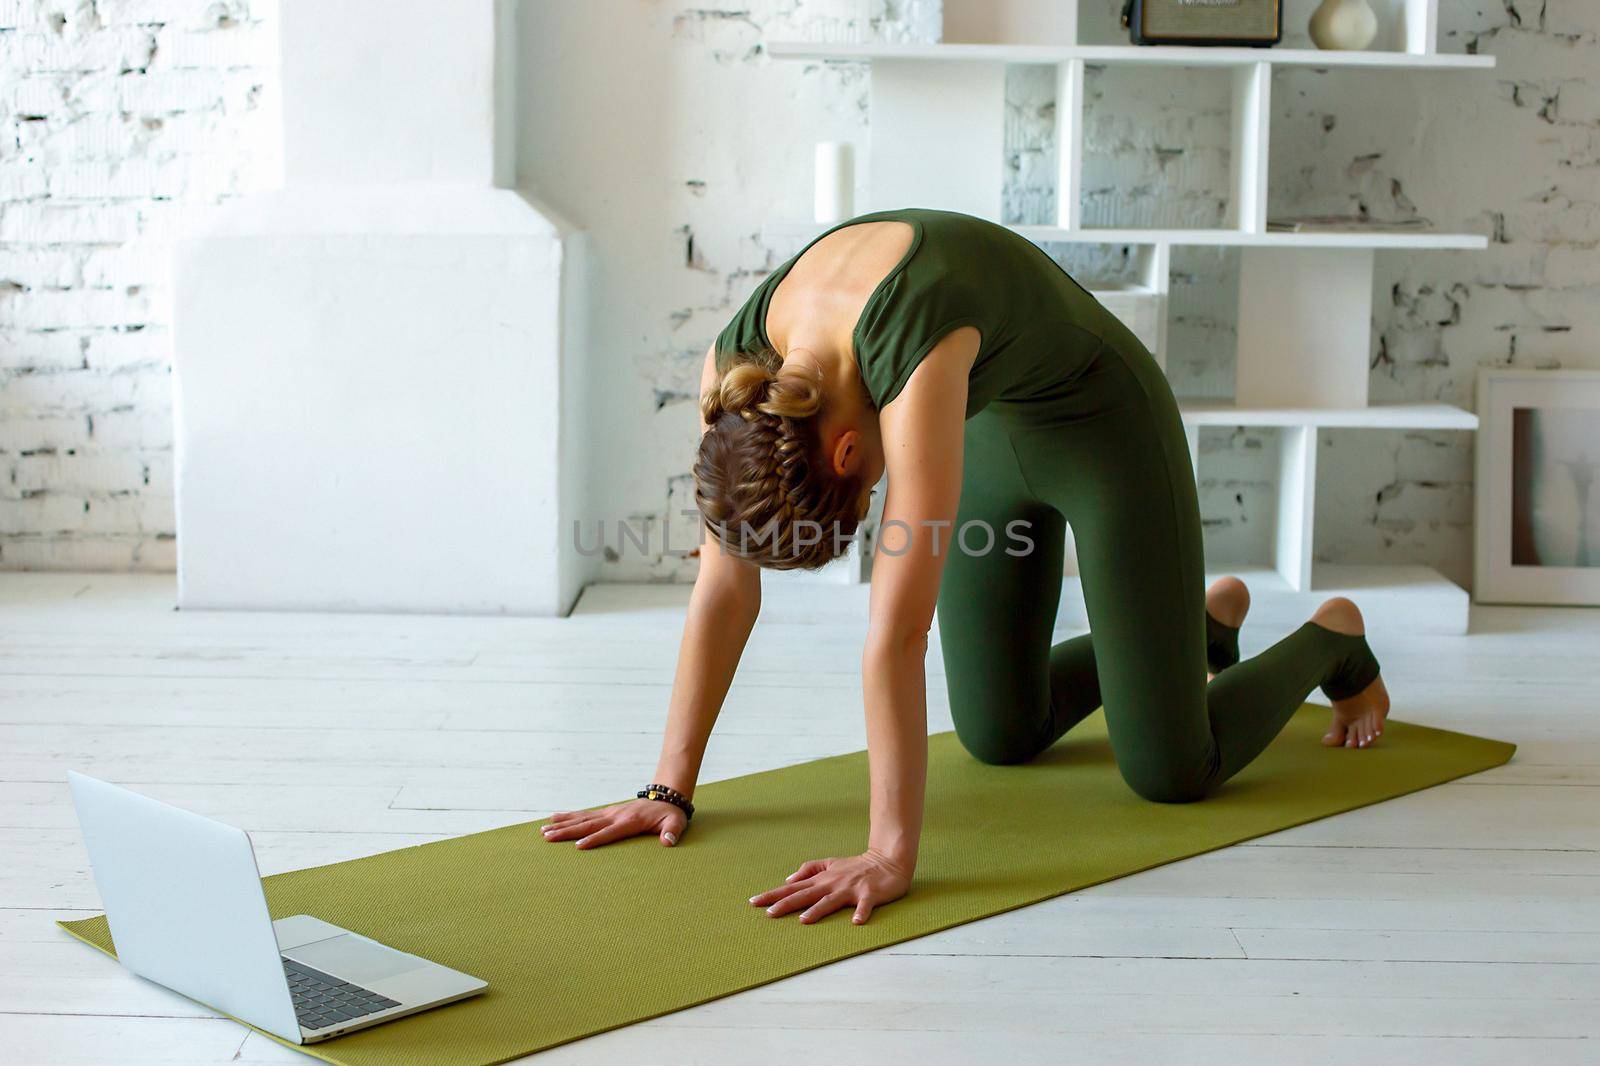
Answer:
[{"xmin": 749, "ymin": 851, "xmax": 912, "ymax": 925}]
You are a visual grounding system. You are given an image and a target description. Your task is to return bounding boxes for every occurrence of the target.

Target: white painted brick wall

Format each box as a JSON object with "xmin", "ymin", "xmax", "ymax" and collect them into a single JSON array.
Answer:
[
  {"xmin": 1, "ymin": 0, "xmax": 277, "ymax": 570},
  {"xmin": 6, "ymin": 0, "xmax": 1597, "ymax": 593}
]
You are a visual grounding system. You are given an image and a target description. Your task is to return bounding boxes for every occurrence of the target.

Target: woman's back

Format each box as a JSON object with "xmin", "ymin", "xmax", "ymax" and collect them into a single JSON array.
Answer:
[{"xmin": 717, "ymin": 208, "xmax": 1140, "ymax": 418}]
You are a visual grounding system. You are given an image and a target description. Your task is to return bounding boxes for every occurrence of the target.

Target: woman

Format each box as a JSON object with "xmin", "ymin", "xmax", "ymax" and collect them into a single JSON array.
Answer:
[{"xmin": 541, "ymin": 209, "xmax": 1390, "ymax": 926}]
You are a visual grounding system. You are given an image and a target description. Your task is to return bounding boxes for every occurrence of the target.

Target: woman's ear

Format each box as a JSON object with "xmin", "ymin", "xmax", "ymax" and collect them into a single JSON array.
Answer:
[{"xmin": 830, "ymin": 428, "xmax": 861, "ymax": 478}]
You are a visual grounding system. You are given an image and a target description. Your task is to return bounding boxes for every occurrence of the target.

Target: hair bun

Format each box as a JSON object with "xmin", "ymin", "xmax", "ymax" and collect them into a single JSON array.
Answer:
[
  {"xmin": 701, "ymin": 350, "xmax": 823, "ymax": 426},
  {"xmin": 707, "ymin": 361, "xmax": 776, "ymax": 422}
]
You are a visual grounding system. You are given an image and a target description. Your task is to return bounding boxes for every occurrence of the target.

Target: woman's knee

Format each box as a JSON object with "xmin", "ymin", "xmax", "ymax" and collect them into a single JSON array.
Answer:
[
  {"xmin": 955, "ymin": 720, "xmax": 1043, "ymax": 766},
  {"xmin": 1118, "ymin": 762, "xmax": 1209, "ymax": 804}
]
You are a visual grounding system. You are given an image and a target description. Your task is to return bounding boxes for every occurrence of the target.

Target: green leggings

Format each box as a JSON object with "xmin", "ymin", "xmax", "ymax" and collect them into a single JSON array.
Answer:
[{"xmin": 936, "ymin": 336, "xmax": 1379, "ymax": 803}]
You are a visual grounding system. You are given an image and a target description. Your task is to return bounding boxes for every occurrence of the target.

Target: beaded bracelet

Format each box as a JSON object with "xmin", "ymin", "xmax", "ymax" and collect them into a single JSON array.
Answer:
[{"xmin": 637, "ymin": 783, "xmax": 694, "ymax": 820}]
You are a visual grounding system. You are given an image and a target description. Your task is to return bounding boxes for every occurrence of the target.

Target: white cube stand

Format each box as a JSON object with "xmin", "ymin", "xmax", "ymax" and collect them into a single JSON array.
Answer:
[
  {"xmin": 869, "ymin": 59, "xmax": 1007, "ymax": 219},
  {"xmin": 173, "ymin": 1, "xmax": 592, "ymax": 616},
  {"xmin": 174, "ymin": 189, "xmax": 589, "ymax": 616}
]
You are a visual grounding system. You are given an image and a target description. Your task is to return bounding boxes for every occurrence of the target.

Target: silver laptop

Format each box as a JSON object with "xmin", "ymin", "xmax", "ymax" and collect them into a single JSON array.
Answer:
[{"xmin": 67, "ymin": 771, "xmax": 487, "ymax": 1044}]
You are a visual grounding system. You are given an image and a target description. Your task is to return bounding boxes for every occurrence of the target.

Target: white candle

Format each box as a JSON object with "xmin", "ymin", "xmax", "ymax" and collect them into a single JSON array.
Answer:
[{"xmin": 813, "ymin": 141, "xmax": 854, "ymax": 224}]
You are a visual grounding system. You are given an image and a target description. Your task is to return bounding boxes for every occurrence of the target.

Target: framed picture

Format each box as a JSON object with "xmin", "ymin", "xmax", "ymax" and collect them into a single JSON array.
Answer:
[{"xmin": 1476, "ymin": 368, "xmax": 1600, "ymax": 605}]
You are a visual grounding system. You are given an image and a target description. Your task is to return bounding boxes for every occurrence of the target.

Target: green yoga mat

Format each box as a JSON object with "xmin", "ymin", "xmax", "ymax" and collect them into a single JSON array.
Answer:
[{"xmin": 61, "ymin": 705, "xmax": 1513, "ymax": 1065}]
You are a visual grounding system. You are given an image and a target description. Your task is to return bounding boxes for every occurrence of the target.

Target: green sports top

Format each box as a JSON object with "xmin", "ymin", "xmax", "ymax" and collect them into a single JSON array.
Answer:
[{"xmin": 714, "ymin": 208, "xmax": 1128, "ymax": 418}]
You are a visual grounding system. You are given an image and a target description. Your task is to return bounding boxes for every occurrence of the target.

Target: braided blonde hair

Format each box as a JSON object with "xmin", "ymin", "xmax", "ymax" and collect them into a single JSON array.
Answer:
[{"xmin": 693, "ymin": 349, "xmax": 864, "ymax": 570}]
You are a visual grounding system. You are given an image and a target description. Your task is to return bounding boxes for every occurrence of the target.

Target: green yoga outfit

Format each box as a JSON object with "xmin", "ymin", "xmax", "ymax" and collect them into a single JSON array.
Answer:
[{"xmin": 717, "ymin": 208, "xmax": 1381, "ymax": 802}]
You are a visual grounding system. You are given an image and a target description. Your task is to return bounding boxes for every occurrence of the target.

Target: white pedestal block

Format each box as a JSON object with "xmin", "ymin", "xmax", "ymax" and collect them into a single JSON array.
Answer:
[
  {"xmin": 173, "ymin": 187, "xmax": 592, "ymax": 615},
  {"xmin": 1235, "ymin": 247, "xmax": 1375, "ymax": 409},
  {"xmin": 869, "ymin": 59, "xmax": 1006, "ymax": 219}
]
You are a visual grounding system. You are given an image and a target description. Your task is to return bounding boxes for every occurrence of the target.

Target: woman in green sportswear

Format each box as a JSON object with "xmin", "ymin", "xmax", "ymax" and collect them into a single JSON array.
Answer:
[{"xmin": 540, "ymin": 208, "xmax": 1390, "ymax": 927}]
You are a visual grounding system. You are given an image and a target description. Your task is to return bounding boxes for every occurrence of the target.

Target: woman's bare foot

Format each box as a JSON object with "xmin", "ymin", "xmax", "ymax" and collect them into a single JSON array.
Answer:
[
  {"xmin": 1310, "ymin": 597, "xmax": 1390, "ymax": 749},
  {"xmin": 1206, "ymin": 576, "xmax": 1250, "ymax": 680}
]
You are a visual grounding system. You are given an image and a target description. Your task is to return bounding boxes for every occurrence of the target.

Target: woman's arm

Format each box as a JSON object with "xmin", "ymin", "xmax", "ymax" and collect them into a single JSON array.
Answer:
[
  {"xmin": 750, "ymin": 327, "xmax": 978, "ymax": 923},
  {"xmin": 543, "ymin": 346, "xmax": 761, "ymax": 849},
  {"xmin": 858, "ymin": 328, "xmax": 974, "ymax": 872},
  {"xmin": 652, "ymin": 501, "xmax": 761, "ymax": 799}
]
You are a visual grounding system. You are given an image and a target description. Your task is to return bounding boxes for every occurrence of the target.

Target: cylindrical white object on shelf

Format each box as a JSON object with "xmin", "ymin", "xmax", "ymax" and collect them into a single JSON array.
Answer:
[{"xmin": 813, "ymin": 141, "xmax": 854, "ymax": 224}]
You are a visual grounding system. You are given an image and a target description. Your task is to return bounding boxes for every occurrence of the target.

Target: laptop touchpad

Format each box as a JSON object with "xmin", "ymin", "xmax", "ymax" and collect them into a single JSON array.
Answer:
[{"xmin": 288, "ymin": 934, "xmax": 426, "ymax": 984}]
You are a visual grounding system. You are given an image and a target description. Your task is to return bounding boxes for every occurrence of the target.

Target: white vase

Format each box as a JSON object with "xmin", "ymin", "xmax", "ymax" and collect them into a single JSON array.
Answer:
[{"xmin": 1309, "ymin": 0, "xmax": 1379, "ymax": 51}]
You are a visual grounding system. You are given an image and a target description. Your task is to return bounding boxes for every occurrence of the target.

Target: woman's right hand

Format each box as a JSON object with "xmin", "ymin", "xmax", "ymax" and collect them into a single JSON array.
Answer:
[{"xmin": 539, "ymin": 798, "xmax": 689, "ymax": 849}]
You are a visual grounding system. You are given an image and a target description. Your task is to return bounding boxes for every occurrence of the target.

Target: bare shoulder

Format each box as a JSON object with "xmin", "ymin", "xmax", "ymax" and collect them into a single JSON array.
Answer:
[
  {"xmin": 791, "ymin": 220, "xmax": 916, "ymax": 286},
  {"xmin": 769, "ymin": 221, "xmax": 916, "ymax": 349}
]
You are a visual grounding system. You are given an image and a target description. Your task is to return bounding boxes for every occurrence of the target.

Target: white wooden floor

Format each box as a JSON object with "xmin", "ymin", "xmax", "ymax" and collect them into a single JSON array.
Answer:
[{"xmin": 2, "ymin": 573, "xmax": 1596, "ymax": 1065}]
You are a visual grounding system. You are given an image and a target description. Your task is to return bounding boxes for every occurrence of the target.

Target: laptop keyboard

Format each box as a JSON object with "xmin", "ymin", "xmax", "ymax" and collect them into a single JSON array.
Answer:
[{"xmin": 282, "ymin": 956, "xmax": 401, "ymax": 1031}]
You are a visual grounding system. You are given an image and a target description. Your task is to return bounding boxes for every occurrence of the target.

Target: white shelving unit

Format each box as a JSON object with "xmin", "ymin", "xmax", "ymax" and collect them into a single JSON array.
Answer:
[
  {"xmin": 767, "ymin": 0, "xmax": 1491, "ymax": 633},
  {"xmin": 767, "ymin": 42, "xmax": 1493, "ymax": 70},
  {"xmin": 1009, "ymin": 227, "xmax": 1489, "ymax": 249}
]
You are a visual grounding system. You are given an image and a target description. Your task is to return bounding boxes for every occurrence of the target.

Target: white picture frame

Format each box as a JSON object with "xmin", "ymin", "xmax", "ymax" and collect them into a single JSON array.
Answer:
[{"xmin": 1475, "ymin": 368, "xmax": 1600, "ymax": 606}]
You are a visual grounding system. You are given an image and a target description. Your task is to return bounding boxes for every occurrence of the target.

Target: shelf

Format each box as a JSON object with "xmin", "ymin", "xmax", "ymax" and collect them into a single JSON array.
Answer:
[
  {"xmin": 1013, "ymin": 226, "xmax": 1490, "ymax": 250},
  {"xmin": 1084, "ymin": 282, "xmax": 1157, "ymax": 296},
  {"xmin": 767, "ymin": 41, "xmax": 1495, "ymax": 71},
  {"xmin": 764, "ymin": 221, "xmax": 1489, "ymax": 253},
  {"xmin": 1055, "ymin": 564, "xmax": 1469, "ymax": 636},
  {"xmin": 1180, "ymin": 402, "xmax": 1477, "ymax": 430}
]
